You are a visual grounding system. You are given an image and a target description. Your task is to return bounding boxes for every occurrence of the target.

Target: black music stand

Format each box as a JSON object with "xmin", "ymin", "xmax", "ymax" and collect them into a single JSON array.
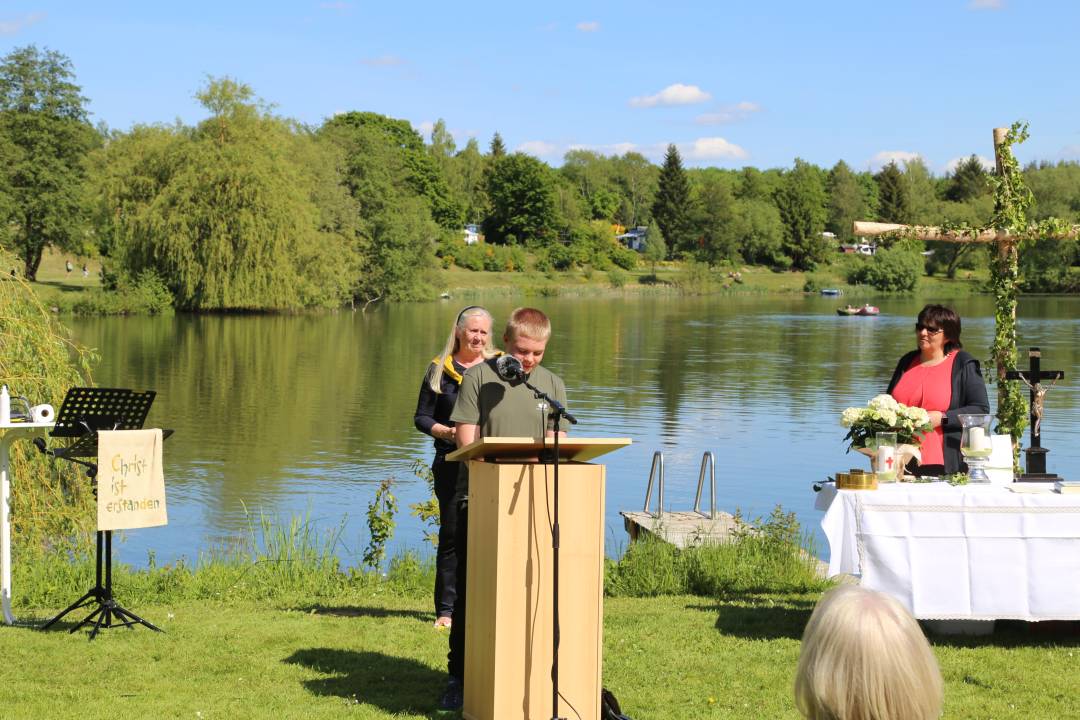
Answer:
[{"xmin": 37, "ymin": 387, "xmax": 168, "ymax": 639}]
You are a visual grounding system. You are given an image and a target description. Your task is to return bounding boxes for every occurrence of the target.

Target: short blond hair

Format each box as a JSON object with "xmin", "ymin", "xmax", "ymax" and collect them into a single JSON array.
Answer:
[
  {"xmin": 503, "ymin": 307, "xmax": 551, "ymax": 343},
  {"xmin": 794, "ymin": 585, "xmax": 943, "ymax": 720}
]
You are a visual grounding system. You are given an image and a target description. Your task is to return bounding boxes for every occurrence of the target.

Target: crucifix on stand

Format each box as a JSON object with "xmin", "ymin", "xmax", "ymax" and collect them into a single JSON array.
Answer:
[{"xmin": 1005, "ymin": 347, "xmax": 1065, "ymax": 482}]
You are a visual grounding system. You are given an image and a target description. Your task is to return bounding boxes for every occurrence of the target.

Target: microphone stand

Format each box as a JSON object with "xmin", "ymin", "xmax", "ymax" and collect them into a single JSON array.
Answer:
[{"xmin": 519, "ymin": 375, "xmax": 576, "ymax": 720}]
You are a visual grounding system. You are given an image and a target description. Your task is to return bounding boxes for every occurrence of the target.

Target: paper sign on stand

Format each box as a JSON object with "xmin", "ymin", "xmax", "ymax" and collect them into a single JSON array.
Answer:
[{"xmin": 96, "ymin": 429, "xmax": 168, "ymax": 531}]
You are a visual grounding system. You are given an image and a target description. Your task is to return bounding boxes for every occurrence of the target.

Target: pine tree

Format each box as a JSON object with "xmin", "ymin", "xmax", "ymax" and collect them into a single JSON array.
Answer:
[
  {"xmin": 651, "ymin": 144, "xmax": 694, "ymax": 258},
  {"xmin": 826, "ymin": 160, "xmax": 867, "ymax": 243},
  {"xmin": 946, "ymin": 155, "xmax": 990, "ymax": 202},
  {"xmin": 489, "ymin": 131, "xmax": 506, "ymax": 158},
  {"xmin": 875, "ymin": 161, "xmax": 911, "ymax": 223},
  {"xmin": 774, "ymin": 158, "xmax": 828, "ymax": 270}
]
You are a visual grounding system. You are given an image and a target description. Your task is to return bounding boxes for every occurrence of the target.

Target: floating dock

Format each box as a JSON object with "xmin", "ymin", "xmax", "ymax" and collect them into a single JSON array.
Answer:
[{"xmin": 620, "ymin": 510, "xmax": 742, "ymax": 548}]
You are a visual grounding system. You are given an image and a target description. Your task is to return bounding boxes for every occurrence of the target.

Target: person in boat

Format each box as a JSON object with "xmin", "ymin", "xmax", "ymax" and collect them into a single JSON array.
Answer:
[
  {"xmin": 439, "ymin": 307, "xmax": 568, "ymax": 711},
  {"xmin": 886, "ymin": 304, "xmax": 989, "ymax": 476},
  {"xmin": 413, "ymin": 306, "xmax": 498, "ymax": 631},
  {"xmin": 794, "ymin": 585, "xmax": 943, "ymax": 720}
]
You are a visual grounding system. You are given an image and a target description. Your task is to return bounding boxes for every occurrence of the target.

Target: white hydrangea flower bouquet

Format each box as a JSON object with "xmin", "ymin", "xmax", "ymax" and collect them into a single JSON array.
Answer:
[{"xmin": 840, "ymin": 394, "xmax": 932, "ymax": 451}]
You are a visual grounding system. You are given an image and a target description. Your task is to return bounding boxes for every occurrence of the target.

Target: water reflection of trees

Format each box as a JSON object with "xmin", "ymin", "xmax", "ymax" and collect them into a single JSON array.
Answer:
[{"xmin": 72, "ymin": 295, "xmax": 1080, "ymax": 517}]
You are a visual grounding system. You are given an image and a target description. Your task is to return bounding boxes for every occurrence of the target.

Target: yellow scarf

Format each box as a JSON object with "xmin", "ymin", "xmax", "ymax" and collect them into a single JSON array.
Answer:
[{"xmin": 431, "ymin": 350, "xmax": 503, "ymax": 386}]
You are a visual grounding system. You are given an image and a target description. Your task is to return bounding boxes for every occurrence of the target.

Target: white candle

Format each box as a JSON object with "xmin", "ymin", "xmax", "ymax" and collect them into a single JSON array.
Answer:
[
  {"xmin": 968, "ymin": 427, "xmax": 991, "ymax": 451},
  {"xmin": 876, "ymin": 445, "xmax": 896, "ymax": 476}
]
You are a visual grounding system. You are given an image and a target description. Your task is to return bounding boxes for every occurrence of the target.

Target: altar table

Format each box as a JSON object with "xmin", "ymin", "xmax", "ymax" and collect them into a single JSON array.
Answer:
[{"xmin": 816, "ymin": 482, "xmax": 1080, "ymax": 621}]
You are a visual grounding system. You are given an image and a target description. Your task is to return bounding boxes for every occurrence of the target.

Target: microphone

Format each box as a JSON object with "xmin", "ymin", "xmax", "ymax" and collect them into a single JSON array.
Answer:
[{"xmin": 495, "ymin": 354, "xmax": 526, "ymax": 382}]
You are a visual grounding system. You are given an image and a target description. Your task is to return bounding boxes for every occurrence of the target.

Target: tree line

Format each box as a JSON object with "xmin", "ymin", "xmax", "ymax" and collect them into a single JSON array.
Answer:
[{"xmin": 2, "ymin": 45, "xmax": 1080, "ymax": 310}]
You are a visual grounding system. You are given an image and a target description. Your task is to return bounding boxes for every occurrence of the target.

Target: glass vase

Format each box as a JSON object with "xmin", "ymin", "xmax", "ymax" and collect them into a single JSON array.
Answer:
[{"xmin": 959, "ymin": 413, "xmax": 993, "ymax": 483}]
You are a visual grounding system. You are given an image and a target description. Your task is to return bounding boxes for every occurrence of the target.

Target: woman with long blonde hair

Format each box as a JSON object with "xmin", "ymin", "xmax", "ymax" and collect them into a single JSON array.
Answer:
[{"xmin": 413, "ymin": 306, "xmax": 496, "ymax": 628}]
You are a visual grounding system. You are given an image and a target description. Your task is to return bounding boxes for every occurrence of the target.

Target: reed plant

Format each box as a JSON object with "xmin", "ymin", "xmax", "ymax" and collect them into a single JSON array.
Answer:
[{"xmin": 11, "ymin": 509, "xmax": 435, "ymax": 609}]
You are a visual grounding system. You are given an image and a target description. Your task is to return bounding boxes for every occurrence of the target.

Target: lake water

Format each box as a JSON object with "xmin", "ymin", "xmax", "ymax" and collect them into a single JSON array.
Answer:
[{"xmin": 67, "ymin": 294, "xmax": 1080, "ymax": 567}]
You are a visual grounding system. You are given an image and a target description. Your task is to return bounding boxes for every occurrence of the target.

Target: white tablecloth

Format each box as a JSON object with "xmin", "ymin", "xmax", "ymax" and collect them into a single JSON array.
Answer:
[{"xmin": 816, "ymin": 483, "xmax": 1080, "ymax": 620}]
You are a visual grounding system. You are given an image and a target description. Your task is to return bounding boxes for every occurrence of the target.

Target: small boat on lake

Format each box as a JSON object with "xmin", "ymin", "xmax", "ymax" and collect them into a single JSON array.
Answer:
[
  {"xmin": 820, "ymin": 288, "xmax": 843, "ymax": 296},
  {"xmin": 837, "ymin": 304, "xmax": 880, "ymax": 316}
]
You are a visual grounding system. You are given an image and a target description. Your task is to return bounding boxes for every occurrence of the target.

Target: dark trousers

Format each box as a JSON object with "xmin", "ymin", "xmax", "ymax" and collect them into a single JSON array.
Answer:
[
  {"xmin": 433, "ymin": 459, "xmax": 460, "ymax": 618},
  {"xmin": 447, "ymin": 496, "xmax": 469, "ymax": 679}
]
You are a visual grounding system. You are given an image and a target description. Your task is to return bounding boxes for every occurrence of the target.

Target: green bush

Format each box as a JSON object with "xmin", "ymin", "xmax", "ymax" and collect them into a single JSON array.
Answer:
[
  {"xmin": 847, "ymin": 246, "xmax": 922, "ymax": 292},
  {"xmin": 69, "ymin": 270, "xmax": 174, "ymax": 315},
  {"xmin": 607, "ymin": 268, "xmax": 629, "ymax": 288},
  {"xmin": 454, "ymin": 244, "xmax": 485, "ymax": 271},
  {"xmin": 605, "ymin": 506, "xmax": 827, "ymax": 598},
  {"xmin": 611, "ymin": 245, "xmax": 640, "ymax": 270}
]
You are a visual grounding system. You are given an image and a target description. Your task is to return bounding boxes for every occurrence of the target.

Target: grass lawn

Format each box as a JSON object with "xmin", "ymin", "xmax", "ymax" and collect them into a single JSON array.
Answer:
[{"xmin": 4, "ymin": 592, "xmax": 1078, "ymax": 719}]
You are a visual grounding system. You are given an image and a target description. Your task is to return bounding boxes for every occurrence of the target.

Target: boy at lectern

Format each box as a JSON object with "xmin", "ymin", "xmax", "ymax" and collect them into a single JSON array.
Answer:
[{"xmin": 439, "ymin": 307, "xmax": 567, "ymax": 711}]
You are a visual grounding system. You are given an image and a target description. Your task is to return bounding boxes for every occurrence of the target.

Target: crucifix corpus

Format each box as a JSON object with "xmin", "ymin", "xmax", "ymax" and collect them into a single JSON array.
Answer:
[{"xmin": 1005, "ymin": 347, "xmax": 1065, "ymax": 482}]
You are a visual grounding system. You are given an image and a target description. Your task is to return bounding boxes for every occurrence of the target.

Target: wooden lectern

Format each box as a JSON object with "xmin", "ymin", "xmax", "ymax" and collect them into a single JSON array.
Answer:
[{"xmin": 446, "ymin": 437, "xmax": 631, "ymax": 720}]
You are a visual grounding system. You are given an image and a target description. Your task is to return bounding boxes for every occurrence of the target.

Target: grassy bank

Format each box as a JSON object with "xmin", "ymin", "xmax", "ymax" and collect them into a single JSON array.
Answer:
[{"xmin": 19, "ymin": 247, "xmax": 987, "ymax": 315}]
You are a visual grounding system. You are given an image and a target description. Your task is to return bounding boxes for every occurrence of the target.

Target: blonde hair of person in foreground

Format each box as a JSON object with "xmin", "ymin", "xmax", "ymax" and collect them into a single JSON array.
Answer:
[{"xmin": 794, "ymin": 585, "xmax": 944, "ymax": 720}]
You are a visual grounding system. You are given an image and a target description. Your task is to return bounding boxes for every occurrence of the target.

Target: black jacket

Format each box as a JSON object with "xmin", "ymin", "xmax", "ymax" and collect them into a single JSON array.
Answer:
[
  {"xmin": 886, "ymin": 349, "xmax": 991, "ymax": 474},
  {"xmin": 414, "ymin": 357, "xmax": 463, "ymax": 457}
]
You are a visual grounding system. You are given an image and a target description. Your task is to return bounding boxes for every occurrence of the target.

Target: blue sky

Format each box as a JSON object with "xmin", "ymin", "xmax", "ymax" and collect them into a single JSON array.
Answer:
[{"xmin": 3, "ymin": 1, "xmax": 1079, "ymax": 173}]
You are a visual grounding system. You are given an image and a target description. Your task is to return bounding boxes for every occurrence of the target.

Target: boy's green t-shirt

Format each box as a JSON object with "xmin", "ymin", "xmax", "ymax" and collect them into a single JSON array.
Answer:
[{"xmin": 450, "ymin": 358, "xmax": 568, "ymax": 439}]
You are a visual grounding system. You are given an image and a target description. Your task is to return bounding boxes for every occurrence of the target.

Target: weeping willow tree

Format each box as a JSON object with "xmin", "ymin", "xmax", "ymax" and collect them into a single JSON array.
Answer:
[
  {"xmin": 93, "ymin": 78, "xmax": 359, "ymax": 311},
  {"xmin": 0, "ymin": 248, "xmax": 96, "ymax": 551}
]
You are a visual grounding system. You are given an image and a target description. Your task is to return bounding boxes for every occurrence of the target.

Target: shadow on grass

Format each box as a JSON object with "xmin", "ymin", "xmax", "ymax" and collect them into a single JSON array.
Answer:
[
  {"xmin": 31, "ymin": 279, "xmax": 90, "ymax": 294},
  {"xmin": 294, "ymin": 604, "xmax": 430, "ymax": 622},
  {"xmin": 284, "ymin": 648, "xmax": 444, "ymax": 718},
  {"xmin": 924, "ymin": 620, "xmax": 1080, "ymax": 649},
  {"xmin": 688, "ymin": 595, "xmax": 817, "ymax": 640}
]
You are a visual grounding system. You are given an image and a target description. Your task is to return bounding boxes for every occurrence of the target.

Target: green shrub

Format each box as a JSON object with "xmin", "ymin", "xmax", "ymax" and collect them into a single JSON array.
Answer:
[
  {"xmin": 605, "ymin": 506, "xmax": 827, "ymax": 598},
  {"xmin": 70, "ymin": 270, "xmax": 175, "ymax": 315},
  {"xmin": 611, "ymin": 246, "xmax": 640, "ymax": 270},
  {"xmin": 846, "ymin": 246, "xmax": 922, "ymax": 292},
  {"xmin": 607, "ymin": 268, "xmax": 629, "ymax": 288},
  {"xmin": 455, "ymin": 244, "xmax": 485, "ymax": 271}
]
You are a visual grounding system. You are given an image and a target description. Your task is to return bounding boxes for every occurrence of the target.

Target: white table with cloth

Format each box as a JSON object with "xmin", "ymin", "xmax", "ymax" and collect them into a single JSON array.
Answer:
[{"xmin": 816, "ymin": 482, "xmax": 1080, "ymax": 621}]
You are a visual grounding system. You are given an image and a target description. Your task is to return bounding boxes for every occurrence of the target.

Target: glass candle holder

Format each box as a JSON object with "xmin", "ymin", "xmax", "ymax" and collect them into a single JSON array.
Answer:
[
  {"xmin": 874, "ymin": 431, "xmax": 898, "ymax": 482},
  {"xmin": 958, "ymin": 413, "xmax": 994, "ymax": 483}
]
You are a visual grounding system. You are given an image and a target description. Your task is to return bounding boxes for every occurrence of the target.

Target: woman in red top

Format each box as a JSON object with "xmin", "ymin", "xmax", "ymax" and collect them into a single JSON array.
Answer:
[{"xmin": 886, "ymin": 304, "xmax": 990, "ymax": 476}]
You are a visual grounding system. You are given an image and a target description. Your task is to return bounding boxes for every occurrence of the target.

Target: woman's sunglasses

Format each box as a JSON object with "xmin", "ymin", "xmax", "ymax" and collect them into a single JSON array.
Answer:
[{"xmin": 915, "ymin": 323, "xmax": 943, "ymax": 335}]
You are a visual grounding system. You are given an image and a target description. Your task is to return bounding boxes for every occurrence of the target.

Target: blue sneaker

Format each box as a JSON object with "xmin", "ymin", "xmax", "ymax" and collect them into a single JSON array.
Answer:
[{"xmin": 438, "ymin": 675, "xmax": 463, "ymax": 711}]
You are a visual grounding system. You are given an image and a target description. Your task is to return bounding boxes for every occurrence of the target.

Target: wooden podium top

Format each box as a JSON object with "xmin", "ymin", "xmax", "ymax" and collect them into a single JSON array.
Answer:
[{"xmin": 446, "ymin": 436, "xmax": 631, "ymax": 463}]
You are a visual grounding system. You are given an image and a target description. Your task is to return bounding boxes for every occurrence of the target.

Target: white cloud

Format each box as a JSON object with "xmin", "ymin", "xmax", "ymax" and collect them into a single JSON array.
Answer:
[
  {"xmin": 576, "ymin": 21, "xmax": 600, "ymax": 32},
  {"xmin": 870, "ymin": 150, "xmax": 921, "ymax": 170},
  {"xmin": 416, "ymin": 120, "xmax": 435, "ymax": 137},
  {"xmin": 944, "ymin": 154, "xmax": 995, "ymax": 174},
  {"xmin": 360, "ymin": 54, "xmax": 406, "ymax": 67},
  {"xmin": 681, "ymin": 137, "xmax": 749, "ymax": 161},
  {"xmin": 629, "ymin": 83, "xmax": 711, "ymax": 108},
  {"xmin": 695, "ymin": 101, "xmax": 762, "ymax": 125},
  {"xmin": 968, "ymin": 0, "xmax": 1003, "ymax": 10},
  {"xmin": 0, "ymin": 12, "xmax": 45, "ymax": 35},
  {"xmin": 517, "ymin": 140, "xmax": 559, "ymax": 157}
]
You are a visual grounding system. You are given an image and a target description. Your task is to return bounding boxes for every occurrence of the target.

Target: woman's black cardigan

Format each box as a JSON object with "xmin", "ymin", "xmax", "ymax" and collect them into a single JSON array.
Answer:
[
  {"xmin": 413, "ymin": 360, "xmax": 461, "ymax": 458},
  {"xmin": 885, "ymin": 349, "xmax": 991, "ymax": 474}
]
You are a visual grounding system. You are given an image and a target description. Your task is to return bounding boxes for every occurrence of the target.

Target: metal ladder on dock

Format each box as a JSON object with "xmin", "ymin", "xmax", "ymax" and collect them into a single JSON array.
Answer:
[{"xmin": 620, "ymin": 451, "xmax": 740, "ymax": 547}]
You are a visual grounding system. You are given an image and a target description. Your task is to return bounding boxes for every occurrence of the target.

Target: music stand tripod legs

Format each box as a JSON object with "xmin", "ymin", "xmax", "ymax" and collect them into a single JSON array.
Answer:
[{"xmin": 41, "ymin": 528, "xmax": 162, "ymax": 639}]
